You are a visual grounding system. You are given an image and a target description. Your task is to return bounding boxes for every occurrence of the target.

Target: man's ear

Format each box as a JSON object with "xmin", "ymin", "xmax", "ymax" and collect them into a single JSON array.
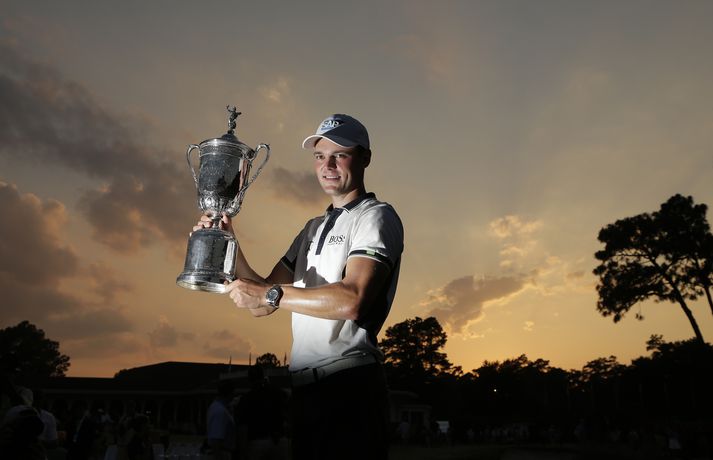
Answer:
[{"xmin": 362, "ymin": 149, "xmax": 372, "ymax": 168}]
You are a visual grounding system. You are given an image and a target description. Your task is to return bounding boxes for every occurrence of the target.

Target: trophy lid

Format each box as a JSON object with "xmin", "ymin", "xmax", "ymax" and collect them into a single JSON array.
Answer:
[{"xmin": 198, "ymin": 106, "xmax": 255, "ymax": 158}]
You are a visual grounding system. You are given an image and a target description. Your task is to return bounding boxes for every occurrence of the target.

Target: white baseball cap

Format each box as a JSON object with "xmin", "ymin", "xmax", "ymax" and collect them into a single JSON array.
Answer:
[{"xmin": 302, "ymin": 114, "xmax": 370, "ymax": 150}]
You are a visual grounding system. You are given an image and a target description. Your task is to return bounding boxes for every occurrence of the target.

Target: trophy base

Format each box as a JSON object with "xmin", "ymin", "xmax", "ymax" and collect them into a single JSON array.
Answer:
[
  {"xmin": 177, "ymin": 227, "xmax": 238, "ymax": 294},
  {"xmin": 176, "ymin": 271, "xmax": 233, "ymax": 294}
]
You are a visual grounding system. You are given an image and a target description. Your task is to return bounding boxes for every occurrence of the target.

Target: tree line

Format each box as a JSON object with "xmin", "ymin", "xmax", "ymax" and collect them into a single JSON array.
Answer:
[{"xmin": 380, "ymin": 316, "xmax": 712, "ymax": 443}]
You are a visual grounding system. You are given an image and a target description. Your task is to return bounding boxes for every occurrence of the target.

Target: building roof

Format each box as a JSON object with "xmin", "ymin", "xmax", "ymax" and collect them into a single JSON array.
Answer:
[{"xmin": 43, "ymin": 361, "xmax": 253, "ymax": 394}]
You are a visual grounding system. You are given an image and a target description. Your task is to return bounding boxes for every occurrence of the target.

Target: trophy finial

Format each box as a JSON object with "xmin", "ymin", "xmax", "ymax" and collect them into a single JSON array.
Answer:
[{"xmin": 226, "ymin": 105, "xmax": 242, "ymax": 135}]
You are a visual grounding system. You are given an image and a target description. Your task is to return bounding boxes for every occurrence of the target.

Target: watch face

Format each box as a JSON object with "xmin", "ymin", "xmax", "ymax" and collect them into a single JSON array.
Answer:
[{"xmin": 267, "ymin": 286, "xmax": 282, "ymax": 306}]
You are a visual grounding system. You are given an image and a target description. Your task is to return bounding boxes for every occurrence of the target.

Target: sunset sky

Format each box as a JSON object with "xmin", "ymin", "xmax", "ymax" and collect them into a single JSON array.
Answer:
[{"xmin": 2, "ymin": 1, "xmax": 712, "ymax": 377}]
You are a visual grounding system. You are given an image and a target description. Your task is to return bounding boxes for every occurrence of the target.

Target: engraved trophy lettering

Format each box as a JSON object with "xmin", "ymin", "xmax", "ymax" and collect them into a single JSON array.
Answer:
[{"xmin": 177, "ymin": 106, "xmax": 270, "ymax": 293}]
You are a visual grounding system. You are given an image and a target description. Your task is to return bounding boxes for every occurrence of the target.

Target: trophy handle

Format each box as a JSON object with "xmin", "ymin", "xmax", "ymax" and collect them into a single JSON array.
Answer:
[
  {"xmin": 186, "ymin": 144, "xmax": 200, "ymax": 186},
  {"xmin": 233, "ymin": 144, "xmax": 270, "ymax": 209},
  {"xmin": 245, "ymin": 143, "xmax": 270, "ymax": 188}
]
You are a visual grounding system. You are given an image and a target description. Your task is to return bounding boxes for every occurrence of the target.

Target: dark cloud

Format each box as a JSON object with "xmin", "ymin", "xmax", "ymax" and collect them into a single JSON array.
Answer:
[
  {"xmin": 0, "ymin": 181, "xmax": 82, "ymax": 319},
  {"xmin": 269, "ymin": 167, "xmax": 326, "ymax": 208},
  {"xmin": 49, "ymin": 309, "xmax": 134, "ymax": 340},
  {"xmin": 203, "ymin": 329, "xmax": 251, "ymax": 360},
  {"xmin": 149, "ymin": 322, "xmax": 179, "ymax": 348},
  {"xmin": 63, "ymin": 334, "xmax": 144, "ymax": 359},
  {"xmin": 0, "ymin": 181, "xmax": 80, "ymax": 285},
  {"xmin": 424, "ymin": 274, "xmax": 530, "ymax": 333},
  {"xmin": 148, "ymin": 319, "xmax": 195, "ymax": 348},
  {"xmin": 83, "ymin": 262, "xmax": 134, "ymax": 304},
  {"xmin": 0, "ymin": 181, "xmax": 135, "ymax": 342},
  {"xmin": 0, "ymin": 272, "xmax": 83, "ymax": 321},
  {"xmin": 0, "ymin": 43, "xmax": 193, "ymax": 253}
]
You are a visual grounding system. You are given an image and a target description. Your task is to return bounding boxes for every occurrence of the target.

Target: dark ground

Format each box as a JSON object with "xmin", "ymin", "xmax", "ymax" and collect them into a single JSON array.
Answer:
[{"xmin": 389, "ymin": 442, "xmax": 712, "ymax": 460}]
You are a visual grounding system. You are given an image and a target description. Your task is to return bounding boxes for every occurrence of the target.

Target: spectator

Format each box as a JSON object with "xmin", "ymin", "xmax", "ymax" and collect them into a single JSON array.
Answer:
[
  {"xmin": 207, "ymin": 380, "xmax": 236, "ymax": 460},
  {"xmin": 0, "ymin": 404, "xmax": 46, "ymax": 460}
]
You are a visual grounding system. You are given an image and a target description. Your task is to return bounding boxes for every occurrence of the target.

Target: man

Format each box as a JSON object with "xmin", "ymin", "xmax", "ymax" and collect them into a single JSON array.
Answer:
[
  {"xmin": 194, "ymin": 113, "xmax": 404, "ymax": 460},
  {"xmin": 32, "ymin": 390, "xmax": 59, "ymax": 452},
  {"xmin": 206, "ymin": 380, "xmax": 236, "ymax": 460},
  {"xmin": 0, "ymin": 404, "xmax": 46, "ymax": 460}
]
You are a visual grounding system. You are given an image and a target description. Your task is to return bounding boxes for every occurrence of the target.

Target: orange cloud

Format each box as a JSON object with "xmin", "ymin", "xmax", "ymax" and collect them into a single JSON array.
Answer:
[
  {"xmin": 203, "ymin": 329, "xmax": 252, "ymax": 361},
  {"xmin": 148, "ymin": 316, "xmax": 195, "ymax": 349},
  {"xmin": 422, "ymin": 274, "xmax": 531, "ymax": 334}
]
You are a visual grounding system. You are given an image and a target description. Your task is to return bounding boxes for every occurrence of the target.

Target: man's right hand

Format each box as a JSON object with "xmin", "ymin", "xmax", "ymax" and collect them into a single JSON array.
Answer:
[{"xmin": 192, "ymin": 213, "xmax": 234, "ymax": 235}]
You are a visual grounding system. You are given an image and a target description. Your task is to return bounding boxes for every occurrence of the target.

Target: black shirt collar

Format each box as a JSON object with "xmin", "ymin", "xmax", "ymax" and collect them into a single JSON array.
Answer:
[{"xmin": 326, "ymin": 192, "xmax": 376, "ymax": 214}]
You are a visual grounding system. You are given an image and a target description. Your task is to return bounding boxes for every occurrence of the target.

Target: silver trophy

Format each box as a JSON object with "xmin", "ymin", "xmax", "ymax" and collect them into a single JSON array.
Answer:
[{"xmin": 177, "ymin": 106, "xmax": 270, "ymax": 293}]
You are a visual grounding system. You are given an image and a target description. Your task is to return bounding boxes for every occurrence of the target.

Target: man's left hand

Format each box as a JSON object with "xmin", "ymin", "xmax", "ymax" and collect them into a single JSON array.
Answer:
[{"xmin": 224, "ymin": 279, "xmax": 276, "ymax": 317}]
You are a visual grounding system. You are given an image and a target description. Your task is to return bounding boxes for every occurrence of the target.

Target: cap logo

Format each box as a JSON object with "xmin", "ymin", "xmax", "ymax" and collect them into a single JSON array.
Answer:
[{"xmin": 319, "ymin": 119, "xmax": 342, "ymax": 131}]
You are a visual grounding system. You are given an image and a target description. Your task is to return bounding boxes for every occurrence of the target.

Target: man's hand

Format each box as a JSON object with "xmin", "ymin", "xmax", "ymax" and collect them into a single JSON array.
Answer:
[
  {"xmin": 224, "ymin": 278, "xmax": 277, "ymax": 317},
  {"xmin": 192, "ymin": 213, "xmax": 234, "ymax": 235}
]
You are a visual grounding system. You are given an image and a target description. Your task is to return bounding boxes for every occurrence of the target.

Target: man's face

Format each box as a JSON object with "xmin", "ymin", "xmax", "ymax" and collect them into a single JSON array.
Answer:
[{"xmin": 313, "ymin": 138, "xmax": 369, "ymax": 200}]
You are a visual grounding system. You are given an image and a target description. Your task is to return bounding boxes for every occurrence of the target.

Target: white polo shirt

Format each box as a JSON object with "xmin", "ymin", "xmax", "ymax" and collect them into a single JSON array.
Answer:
[{"xmin": 281, "ymin": 193, "xmax": 404, "ymax": 371}]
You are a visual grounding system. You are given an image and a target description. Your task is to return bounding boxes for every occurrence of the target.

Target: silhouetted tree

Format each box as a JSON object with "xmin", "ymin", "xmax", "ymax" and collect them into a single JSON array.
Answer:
[
  {"xmin": 467, "ymin": 355, "xmax": 570, "ymax": 421},
  {"xmin": 629, "ymin": 335, "xmax": 713, "ymax": 417},
  {"xmin": 581, "ymin": 356, "xmax": 625, "ymax": 383},
  {"xmin": 0, "ymin": 321, "xmax": 70, "ymax": 385},
  {"xmin": 593, "ymin": 194, "xmax": 713, "ymax": 344},
  {"xmin": 255, "ymin": 352, "xmax": 280, "ymax": 368},
  {"xmin": 639, "ymin": 334, "xmax": 713, "ymax": 369},
  {"xmin": 381, "ymin": 316, "xmax": 454, "ymax": 383},
  {"xmin": 656, "ymin": 195, "xmax": 713, "ymax": 317}
]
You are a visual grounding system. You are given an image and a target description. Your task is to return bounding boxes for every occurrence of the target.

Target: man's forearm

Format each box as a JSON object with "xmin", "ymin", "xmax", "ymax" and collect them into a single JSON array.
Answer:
[
  {"xmin": 275, "ymin": 257, "xmax": 389, "ymax": 320},
  {"xmin": 279, "ymin": 282, "xmax": 363, "ymax": 320}
]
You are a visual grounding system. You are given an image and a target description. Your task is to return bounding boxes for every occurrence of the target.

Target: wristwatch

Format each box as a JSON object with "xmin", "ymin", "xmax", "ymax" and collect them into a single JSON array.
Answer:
[{"xmin": 266, "ymin": 285, "xmax": 283, "ymax": 308}]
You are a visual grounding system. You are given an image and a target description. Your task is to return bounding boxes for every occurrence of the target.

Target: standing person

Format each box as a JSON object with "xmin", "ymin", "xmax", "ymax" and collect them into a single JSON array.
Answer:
[
  {"xmin": 125, "ymin": 415, "xmax": 152, "ymax": 460},
  {"xmin": 0, "ymin": 404, "xmax": 46, "ymax": 460},
  {"xmin": 67, "ymin": 402, "xmax": 103, "ymax": 460},
  {"xmin": 33, "ymin": 389, "xmax": 66, "ymax": 459},
  {"xmin": 193, "ymin": 113, "xmax": 404, "ymax": 460},
  {"xmin": 206, "ymin": 380, "xmax": 236, "ymax": 460}
]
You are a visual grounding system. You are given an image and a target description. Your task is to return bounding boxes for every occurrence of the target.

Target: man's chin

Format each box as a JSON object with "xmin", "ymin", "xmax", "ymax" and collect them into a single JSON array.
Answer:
[{"xmin": 319, "ymin": 184, "xmax": 340, "ymax": 195}]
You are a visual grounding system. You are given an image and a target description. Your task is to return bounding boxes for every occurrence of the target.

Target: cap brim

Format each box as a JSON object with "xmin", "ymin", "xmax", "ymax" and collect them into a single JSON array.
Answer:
[{"xmin": 301, "ymin": 134, "xmax": 357, "ymax": 150}]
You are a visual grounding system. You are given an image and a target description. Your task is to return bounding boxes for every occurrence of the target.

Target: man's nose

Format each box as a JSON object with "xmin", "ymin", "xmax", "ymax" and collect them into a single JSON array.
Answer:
[{"xmin": 326, "ymin": 155, "xmax": 337, "ymax": 167}]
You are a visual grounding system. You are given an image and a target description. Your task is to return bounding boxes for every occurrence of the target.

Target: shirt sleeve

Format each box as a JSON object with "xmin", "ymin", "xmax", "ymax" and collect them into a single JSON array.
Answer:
[
  {"xmin": 348, "ymin": 204, "xmax": 404, "ymax": 271},
  {"xmin": 280, "ymin": 221, "xmax": 311, "ymax": 273}
]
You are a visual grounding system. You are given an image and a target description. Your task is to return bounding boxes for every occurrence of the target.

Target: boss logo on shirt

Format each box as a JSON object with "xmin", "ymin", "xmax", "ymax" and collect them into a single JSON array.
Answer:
[{"xmin": 327, "ymin": 235, "xmax": 346, "ymax": 245}]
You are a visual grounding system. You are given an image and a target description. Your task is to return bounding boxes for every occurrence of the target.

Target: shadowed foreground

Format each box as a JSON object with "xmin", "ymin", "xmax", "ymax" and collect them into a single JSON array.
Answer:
[{"xmin": 389, "ymin": 442, "xmax": 711, "ymax": 460}]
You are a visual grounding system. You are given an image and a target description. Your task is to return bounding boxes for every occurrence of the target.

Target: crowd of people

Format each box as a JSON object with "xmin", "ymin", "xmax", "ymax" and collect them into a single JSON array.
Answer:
[
  {"xmin": 1, "ymin": 365, "xmax": 290, "ymax": 460},
  {"xmin": 0, "ymin": 381, "xmax": 165, "ymax": 460}
]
